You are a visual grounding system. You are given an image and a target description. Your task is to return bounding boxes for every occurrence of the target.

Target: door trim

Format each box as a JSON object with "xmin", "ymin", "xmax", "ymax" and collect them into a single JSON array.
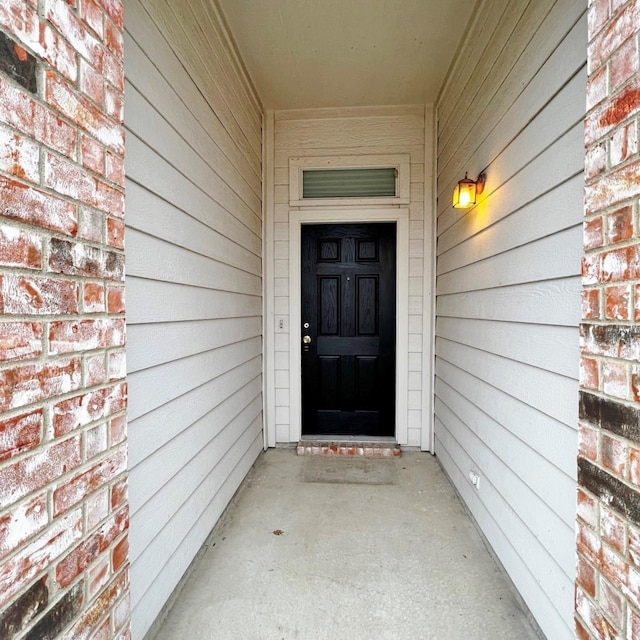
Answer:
[{"xmin": 289, "ymin": 208, "xmax": 409, "ymax": 444}]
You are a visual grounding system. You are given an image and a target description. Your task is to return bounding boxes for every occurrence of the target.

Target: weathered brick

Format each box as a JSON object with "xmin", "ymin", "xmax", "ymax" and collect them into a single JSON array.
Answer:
[
  {"xmin": 86, "ymin": 423, "xmax": 108, "ymax": 459},
  {"xmin": 599, "ymin": 575, "xmax": 624, "ymax": 630},
  {"xmin": 22, "ymin": 582, "xmax": 84, "ymax": 640},
  {"xmin": 0, "ymin": 436, "xmax": 81, "ymax": 510},
  {"xmin": 0, "ymin": 0, "xmax": 77, "ymax": 82},
  {"xmin": 0, "ymin": 409, "xmax": 42, "ymax": 462},
  {"xmin": 579, "ymin": 419, "xmax": 599, "ymax": 459},
  {"xmin": 585, "ymin": 216, "xmax": 605, "ymax": 250},
  {"xmin": 83, "ymin": 282, "xmax": 105, "ymax": 313},
  {"xmin": 85, "ymin": 488, "xmax": 109, "ymax": 531},
  {"xmin": 581, "ymin": 357, "xmax": 600, "ymax": 390},
  {"xmin": 81, "ymin": 134, "xmax": 105, "ymax": 175},
  {"xmin": 576, "ymin": 586, "xmax": 618, "ymax": 640},
  {"xmin": 0, "ymin": 508, "xmax": 82, "ymax": 608},
  {"xmin": 101, "ymin": 49, "xmax": 124, "ymax": 93},
  {"xmin": 88, "ymin": 558, "xmax": 110, "ymax": 599},
  {"xmin": 112, "ymin": 534, "xmax": 128, "ymax": 572},
  {"xmin": 0, "ymin": 225, "xmax": 42, "ymax": 269},
  {"xmin": 0, "ymin": 126, "xmax": 39, "ymax": 183},
  {"xmin": 610, "ymin": 35, "xmax": 639, "ymax": 90},
  {"xmin": 108, "ymin": 351, "xmax": 126, "ymax": 381},
  {"xmin": 61, "ymin": 568, "xmax": 128, "ymax": 640},
  {"xmin": 43, "ymin": 112, "xmax": 77, "ymax": 159},
  {"xmin": 79, "ymin": 0, "xmax": 104, "ymax": 39},
  {"xmin": 579, "ymin": 457, "xmax": 640, "ymax": 528},
  {"xmin": 581, "ymin": 324, "xmax": 640, "ymax": 361},
  {"xmin": 107, "ymin": 216, "xmax": 124, "ymax": 249},
  {"xmin": 629, "ymin": 524, "xmax": 640, "ymax": 567},
  {"xmin": 578, "ymin": 487, "xmax": 599, "ymax": 528},
  {"xmin": 56, "ymin": 507, "xmax": 128, "ymax": 587},
  {"xmin": 0, "ymin": 492, "xmax": 47, "ymax": 557},
  {"xmin": 610, "ymin": 120, "xmax": 638, "ymax": 166},
  {"xmin": 53, "ymin": 383, "xmax": 126, "ymax": 437},
  {"xmin": 46, "ymin": 0, "xmax": 104, "ymax": 71},
  {"xmin": 608, "ymin": 206, "xmax": 634, "ymax": 244},
  {"xmin": 98, "ymin": 0, "xmax": 124, "ymax": 30},
  {"xmin": 605, "ymin": 283, "xmax": 631, "ymax": 319},
  {"xmin": 629, "ymin": 607, "xmax": 640, "ymax": 640},
  {"xmin": 53, "ymin": 447, "xmax": 126, "ymax": 516},
  {"xmin": 113, "ymin": 591, "xmax": 129, "ymax": 632},
  {"xmin": 85, "ymin": 354, "xmax": 106, "ymax": 387},
  {"xmin": 45, "ymin": 70, "xmax": 124, "ymax": 154},
  {"xmin": 91, "ymin": 617, "xmax": 111, "ymax": 640},
  {"xmin": 583, "ymin": 253, "xmax": 601, "ymax": 284},
  {"xmin": 110, "ymin": 476, "xmax": 127, "ymax": 510},
  {"xmin": 601, "ymin": 506, "xmax": 627, "ymax": 554},
  {"xmin": 0, "ymin": 578, "xmax": 48, "ymax": 638},
  {"xmin": 104, "ymin": 83, "xmax": 123, "ymax": 122},
  {"xmin": 49, "ymin": 238, "xmax": 124, "ymax": 281},
  {"xmin": 582, "ymin": 289, "xmax": 601, "ymax": 320},
  {"xmin": 80, "ymin": 60, "xmax": 105, "ymax": 106},
  {"xmin": 45, "ymin": 151, "xmax": 124, "ymax": 215},
  {"xmin": 602, "ymin": 361, "xmax": 630, "ymax": 399},
  {"xmin": 0, "ymin": 174, "xmax": 77, "ymax": 236},
  {"xmin": 109, "ymin": 415, "xmax": 126, "ymax": 447},
  {"xmin": 586, "ymin": 66, "xmax": 608, "ymax": 113},
  {"xmin": 0, "ymin": 358, "xmax": 82, "ymax": 412},
  {"xmin": 0, "ymin": 322, "xmax": 42, "ymax": 361},
  {"xmin": 588, "ymin": 0, "xmax": 610, "ymax": 39},
  {"xmin": 49, "ymin": 318, "xmax": 125, "ymax": 355},
  {"xmin": 578, "ymin": 554, "xmax": 597, "ymax": 598},
  {"xmin": 79, "ymin": 207, "xmax": 104, "ymax": 243},
  {"xmin": 107, "ymin": 286, "xmax": 125, "ymax": 313},
  {"xmin": 578, "ymin": 516, "xmax": 603, "ymax": 566},
  {"xmin": 630, "ymin": 446, "xmax": 640, "ymax": 487},
  {"xmin": 105, "ymin": 151, "xmax": 124, "ymax": 187},
  {"xmin": 0, "ymin": 274, "xmax": 79, "ymax": 315},
  {"xmin": 585, "ymin": 77, "xmax": 640, "ymax": 147},
  {"xmin": 601, "ymin": 244, "xmax": 640, "ymax": 282},
  {"xmin": 589, "ymin": 0, "xmax": 640, "ymax": 73}
]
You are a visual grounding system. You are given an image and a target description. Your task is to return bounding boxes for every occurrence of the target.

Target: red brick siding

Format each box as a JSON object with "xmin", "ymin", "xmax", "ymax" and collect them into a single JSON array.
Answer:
[
  {"xmin": 0, "ymin": 1, "xmax": 129, "ymax": 638},
  {"xmin": 578, "ymin": 1, "xmax": 640, "ymax": 638}
]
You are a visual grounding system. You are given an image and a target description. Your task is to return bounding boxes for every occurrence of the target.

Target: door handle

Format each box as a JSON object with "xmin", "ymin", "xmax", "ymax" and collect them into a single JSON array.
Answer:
[{"xmin": 302, "ymin": 335, "xmax": 312, "ymax": 344}]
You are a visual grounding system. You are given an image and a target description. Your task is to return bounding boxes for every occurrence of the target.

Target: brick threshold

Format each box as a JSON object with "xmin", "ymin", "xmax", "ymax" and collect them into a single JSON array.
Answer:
[{"xmin": 296, "ymin": 441, "xmax": 401, "ymax": 458}]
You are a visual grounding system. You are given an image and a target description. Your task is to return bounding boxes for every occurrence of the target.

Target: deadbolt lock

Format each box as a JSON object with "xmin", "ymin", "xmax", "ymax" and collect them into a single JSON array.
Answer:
[{"xmin": 302, "ymin": 335, "xmax": 312, "ymax": 344}]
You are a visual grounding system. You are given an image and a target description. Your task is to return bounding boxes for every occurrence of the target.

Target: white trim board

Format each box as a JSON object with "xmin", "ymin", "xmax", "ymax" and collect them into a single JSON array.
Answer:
[{"xmin": 287, "ymin": 208, "xmax": 410, "ymax": 445}]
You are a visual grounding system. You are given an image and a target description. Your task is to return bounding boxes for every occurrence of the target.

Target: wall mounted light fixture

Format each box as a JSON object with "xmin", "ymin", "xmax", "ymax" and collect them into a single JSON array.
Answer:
[{"xmin": 452, "ymin": 172, "xmax": 486, "ymax": 209}]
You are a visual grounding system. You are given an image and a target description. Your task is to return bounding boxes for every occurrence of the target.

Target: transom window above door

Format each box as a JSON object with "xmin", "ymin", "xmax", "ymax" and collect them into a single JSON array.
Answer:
[{"xmin": 289, "ymin": 154, "xmax": 410, "ymax": 207}]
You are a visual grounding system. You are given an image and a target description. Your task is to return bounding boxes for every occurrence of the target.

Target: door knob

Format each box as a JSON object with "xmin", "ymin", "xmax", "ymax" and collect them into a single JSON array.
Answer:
[{"xmin": 302, "ymin": 335, "xmax": 312, "ymax": 344}]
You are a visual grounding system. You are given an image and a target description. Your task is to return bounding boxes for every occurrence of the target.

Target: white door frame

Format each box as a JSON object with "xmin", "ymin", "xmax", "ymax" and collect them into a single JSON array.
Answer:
[{"xmin": 288, "ymin": 208, "xmax": 410, "ymax": 444}]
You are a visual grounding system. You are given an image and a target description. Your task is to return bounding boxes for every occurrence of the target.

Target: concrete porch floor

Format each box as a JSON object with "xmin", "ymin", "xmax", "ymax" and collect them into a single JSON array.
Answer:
[{"xmin": 151, "ymin": 449, "xmax": 543, "ymax": 640}]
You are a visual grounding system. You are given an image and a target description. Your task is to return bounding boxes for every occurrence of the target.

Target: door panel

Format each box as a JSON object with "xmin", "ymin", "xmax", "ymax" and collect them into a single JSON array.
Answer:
[{"xmin": 301, "ymin": 223, "xmax": 396, "ymax": 436}]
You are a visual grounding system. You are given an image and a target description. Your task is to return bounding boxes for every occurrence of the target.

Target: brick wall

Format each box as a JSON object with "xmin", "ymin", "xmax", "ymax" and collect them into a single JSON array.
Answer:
[
  {"xmin": 577, "ymin": 0, "xmax": 640, "ymax": 638},
  {"xmin": 0, "ymin": 1, "xmax": 129, "ymax": 638}
]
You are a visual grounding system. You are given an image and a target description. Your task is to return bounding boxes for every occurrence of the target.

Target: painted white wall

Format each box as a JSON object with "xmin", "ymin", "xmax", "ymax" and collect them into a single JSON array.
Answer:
[
  {"xmin": 434, "ymin": 1, "xmax": 586, "ymax": 638},
  {"xmin": 124, "ymin": 1, "xmax": 263, "ymax": 637},
  {"xmin": 264, "ymin": 106, "xmax": 433, "ymax": 448}
]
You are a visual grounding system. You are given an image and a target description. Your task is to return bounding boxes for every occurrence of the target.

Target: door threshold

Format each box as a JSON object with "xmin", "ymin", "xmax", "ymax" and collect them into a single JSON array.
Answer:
[{"xmin": 297, "ymin": 438, "xmax": 401, "ymax": 458}]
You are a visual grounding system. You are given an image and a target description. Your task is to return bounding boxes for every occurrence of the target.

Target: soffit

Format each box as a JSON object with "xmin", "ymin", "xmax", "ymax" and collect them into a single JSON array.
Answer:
[{"xmin": 216, "ymin": 0, "xmax": 479, "ymax": 110}]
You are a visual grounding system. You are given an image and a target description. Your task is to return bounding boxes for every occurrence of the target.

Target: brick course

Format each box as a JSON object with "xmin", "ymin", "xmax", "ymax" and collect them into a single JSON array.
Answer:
[
  {"xmin": 0, "ymin": 1, "xmax": 129, "ymax": 638},
  {"xmin": 578, "ymin": 1, "xmax": 640, "ymax": 638}
]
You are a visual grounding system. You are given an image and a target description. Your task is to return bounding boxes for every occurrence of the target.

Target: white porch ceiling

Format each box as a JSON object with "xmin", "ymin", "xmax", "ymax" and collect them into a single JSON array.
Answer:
[{"xmin": 216, "ymin": 0, "xmax": 480, "ymax": 110}]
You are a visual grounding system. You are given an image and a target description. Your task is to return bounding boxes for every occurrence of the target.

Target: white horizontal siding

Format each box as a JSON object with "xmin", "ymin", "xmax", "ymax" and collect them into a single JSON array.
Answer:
[
  {"xmin": 268, "ymin": 105, "xmax": 428, "ymax": 446},
  {"xmin": 124, "ymin": 1, "xmax": 263, "ymax": 637},
  {"xmin": 435, "ymin": 0, "xmax": 586, "ymax": 638}
]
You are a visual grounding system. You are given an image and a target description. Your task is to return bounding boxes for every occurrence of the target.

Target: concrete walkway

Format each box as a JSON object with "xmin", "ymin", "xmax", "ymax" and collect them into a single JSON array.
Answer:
[{"xmin": 151, "ymin": 450, "xmax": 543, "ymax": 640}]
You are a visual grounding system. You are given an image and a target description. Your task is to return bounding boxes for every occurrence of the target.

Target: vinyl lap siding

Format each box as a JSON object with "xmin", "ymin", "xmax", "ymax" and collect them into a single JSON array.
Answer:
[
  {"xmin": 435, "ymin": 1, "xmax": 586, "ymax": 638},
  {"xmin": 124, "ymin": 1, "xmax": 263, "ymax": 637}
]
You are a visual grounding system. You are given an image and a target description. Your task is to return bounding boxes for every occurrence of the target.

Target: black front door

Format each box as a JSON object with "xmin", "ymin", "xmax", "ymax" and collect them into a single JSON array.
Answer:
[{"xmin": 301, "ymin": 223, "xmax": 396, "ymax": 437}]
